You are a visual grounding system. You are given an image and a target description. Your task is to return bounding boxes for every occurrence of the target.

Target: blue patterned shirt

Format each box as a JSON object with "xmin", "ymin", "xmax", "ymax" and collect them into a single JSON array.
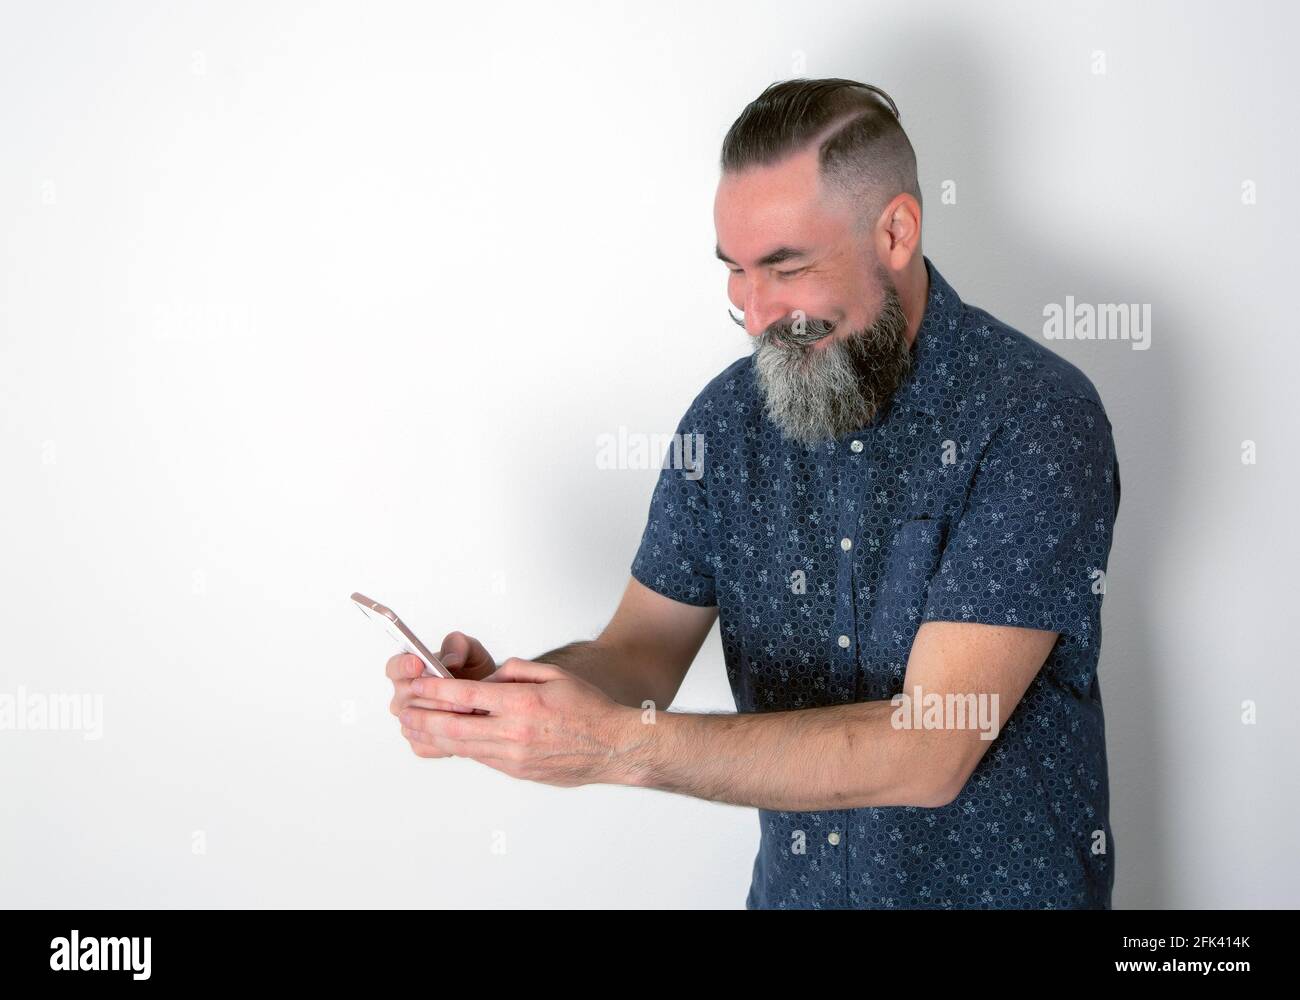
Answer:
[{"xmin": 631, "ymin": 255, "xmax": 1120, "ymax": 909}]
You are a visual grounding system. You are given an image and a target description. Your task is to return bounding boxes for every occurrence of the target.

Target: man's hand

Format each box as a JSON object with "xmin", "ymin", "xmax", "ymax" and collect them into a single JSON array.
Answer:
[
  {"xmin": 386, "ymin": 630, "xmax": 499, "ymax": 758},
  {"xmin": 398, "ymin": 658, "xmax": 641, "ymax": 787}
]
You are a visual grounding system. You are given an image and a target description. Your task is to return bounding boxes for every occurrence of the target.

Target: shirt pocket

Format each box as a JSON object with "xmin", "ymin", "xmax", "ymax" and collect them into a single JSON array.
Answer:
[{"xmin": 869, "ymin": 516, "xmax": 951, "ymax": 652}]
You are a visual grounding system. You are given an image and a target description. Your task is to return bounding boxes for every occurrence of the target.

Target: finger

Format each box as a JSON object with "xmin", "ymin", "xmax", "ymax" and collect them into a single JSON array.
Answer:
[
  {"xmin": 408, "ymin": 675, "xmax": 504, "ymax": 714},
  {"xmin": 391, "ymin": 677, "xmax": 479, "ymax": 716},
  {"xmin": 400, "ymin": 705, "xmax": 508, "ymax": 742},
  {"xmin": 401, "ymin": 727, "xmax": 453, "ymax": 757},
  {"xmin": 410, "ymin": 697, "xmax": 478, "ymax": 714},
  {"xmin": 438, "ymin": 631, "xmax": 493, "ymax": 673},
  {"xmin": 482, "ymin": 657, "xmax": 560, "ymax": 683},
  {"xmin": 385, "ymin": 653, "xmax": 425, "ymax": 682},
  {"xmin": 402, "ymin": 724, "xmax": 511, "ymax": 761}
]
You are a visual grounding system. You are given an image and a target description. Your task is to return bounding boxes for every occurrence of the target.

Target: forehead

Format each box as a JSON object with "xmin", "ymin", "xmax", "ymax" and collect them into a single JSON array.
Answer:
[{"xmin": 714, "ymin": 146, "xmax": 845, "ymax": 262}]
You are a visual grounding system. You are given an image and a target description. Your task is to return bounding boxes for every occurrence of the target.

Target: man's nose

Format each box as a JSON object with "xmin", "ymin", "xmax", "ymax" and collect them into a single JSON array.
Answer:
[{"xmin": 743, "ymin": 285, "xmax": 789, "ymax": 338}]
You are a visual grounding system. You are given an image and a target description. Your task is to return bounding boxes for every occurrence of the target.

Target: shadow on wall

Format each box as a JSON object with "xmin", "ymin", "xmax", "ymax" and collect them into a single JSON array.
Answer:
[{"xmin": 834, "ymin": 28, "xmax": 1182, "ymax": 908}]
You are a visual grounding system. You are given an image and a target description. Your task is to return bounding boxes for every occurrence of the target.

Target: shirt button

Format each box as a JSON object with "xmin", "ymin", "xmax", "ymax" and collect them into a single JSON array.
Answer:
[
  {"xmin": 840, "ymin": 537, "xmax": 852, "ymax": 551},
  {"xmin": 850, "ymin": 440, "xmax": 863, "ymax": 453},
  {"xmin": 828, "ymin": 831, "xmax": 841, "ymax": 846},
  {"xmin": 838, "ymin": 635, "xmax": 851, "ymax": 649}
]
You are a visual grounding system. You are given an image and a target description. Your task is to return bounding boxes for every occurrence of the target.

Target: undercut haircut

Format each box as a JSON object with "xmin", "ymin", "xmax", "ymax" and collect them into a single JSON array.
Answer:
[{"xmin": 720, "ymin": 78, "xmax": 922, "ymax": 236}]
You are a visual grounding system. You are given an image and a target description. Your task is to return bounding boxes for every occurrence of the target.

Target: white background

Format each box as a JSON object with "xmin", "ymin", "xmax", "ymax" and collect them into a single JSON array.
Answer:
[{"xmin": 1, "ymin": 0, "xmax": 1295, "ymax": 908}]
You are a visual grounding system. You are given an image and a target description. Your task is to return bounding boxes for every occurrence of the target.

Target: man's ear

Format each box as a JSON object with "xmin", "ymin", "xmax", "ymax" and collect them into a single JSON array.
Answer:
[{"xmin": 877, "ymin": 193, "xmax": 921, "ymax": 263}]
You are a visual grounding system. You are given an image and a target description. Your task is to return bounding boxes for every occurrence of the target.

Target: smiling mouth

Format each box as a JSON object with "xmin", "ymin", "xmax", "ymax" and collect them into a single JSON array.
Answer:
[{"xmin": 773, "ymin": 323, "xmax": 835, "ymax": 350}]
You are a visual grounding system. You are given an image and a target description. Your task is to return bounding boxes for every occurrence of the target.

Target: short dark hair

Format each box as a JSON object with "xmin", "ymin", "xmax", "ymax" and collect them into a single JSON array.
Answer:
[{"xmin": 720, "ymin": 78, "xmax": 922, "ymax": 233}]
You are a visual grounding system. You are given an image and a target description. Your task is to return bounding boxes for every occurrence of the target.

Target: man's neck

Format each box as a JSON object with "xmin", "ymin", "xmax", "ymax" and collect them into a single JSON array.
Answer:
[{"xmin": 900, "ymin": 257, "xmax": 930, "ymax": 349}]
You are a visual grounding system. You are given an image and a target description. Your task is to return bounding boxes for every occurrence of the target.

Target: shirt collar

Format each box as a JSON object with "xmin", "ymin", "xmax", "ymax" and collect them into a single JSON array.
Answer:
[{"xmin": 880, "ymin": 254, "xmax": 966, "ymax": 422}]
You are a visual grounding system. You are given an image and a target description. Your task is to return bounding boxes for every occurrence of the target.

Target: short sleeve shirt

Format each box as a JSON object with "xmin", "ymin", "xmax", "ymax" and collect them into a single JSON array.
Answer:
[{"xmin": 631, "ymin": 256, "xmax": 1121, "ymax": 909}]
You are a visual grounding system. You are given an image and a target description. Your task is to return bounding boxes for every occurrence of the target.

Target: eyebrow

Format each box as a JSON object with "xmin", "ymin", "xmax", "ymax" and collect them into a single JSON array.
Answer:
[{"xmin": 715, "ymin": 244, "xmax": 810, "ymax": 268}]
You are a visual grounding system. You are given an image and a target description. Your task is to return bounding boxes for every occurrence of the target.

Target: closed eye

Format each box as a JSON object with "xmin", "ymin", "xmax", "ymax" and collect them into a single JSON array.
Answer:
[{"xmin": 726, "ymin": 267, "xmax": 807, "ymax": 279}]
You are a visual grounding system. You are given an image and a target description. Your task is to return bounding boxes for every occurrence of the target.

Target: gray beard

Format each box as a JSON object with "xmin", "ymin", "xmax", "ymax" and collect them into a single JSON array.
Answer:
[{"xmin": 752, "ymin": 274, "xmax": 913, "ymax": 446}]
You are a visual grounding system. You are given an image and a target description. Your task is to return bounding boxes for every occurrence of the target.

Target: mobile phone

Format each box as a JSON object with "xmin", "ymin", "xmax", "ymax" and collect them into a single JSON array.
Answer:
[{"xmin": 350, "ymin": 592, "xmax": 453, "ymax": 679}]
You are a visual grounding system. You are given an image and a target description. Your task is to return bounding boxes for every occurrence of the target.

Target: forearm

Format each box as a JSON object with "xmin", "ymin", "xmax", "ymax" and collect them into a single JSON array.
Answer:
[
  {"xmin": 533, "ymin": 639, "xmax": 665, "ymax": 710},
  {"xmin": 613, "ymin": 700, "xmax": 957, "ymax": 811}
]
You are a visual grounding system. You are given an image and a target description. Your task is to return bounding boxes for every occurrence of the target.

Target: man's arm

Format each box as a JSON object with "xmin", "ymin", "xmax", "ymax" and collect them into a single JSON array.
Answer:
[
  {"xmin": 611, "ymin": 620, "xmax": 1058, "ymax": 811},
  {"xmin": 533, "ymin": 576, "xmax": 718, "ymax": 711}
]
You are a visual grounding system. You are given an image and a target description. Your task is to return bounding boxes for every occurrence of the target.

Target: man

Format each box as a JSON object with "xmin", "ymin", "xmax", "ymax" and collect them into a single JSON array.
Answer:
[{"xmin": 389, "ymin": 78, "xmax": 1121, "ymax": 909}]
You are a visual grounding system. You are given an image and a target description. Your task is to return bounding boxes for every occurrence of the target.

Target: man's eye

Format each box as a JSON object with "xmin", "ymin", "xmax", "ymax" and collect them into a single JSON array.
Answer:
[{"xmin": 726, "ymin": 267, "xmax": 804, "ymax": 278}]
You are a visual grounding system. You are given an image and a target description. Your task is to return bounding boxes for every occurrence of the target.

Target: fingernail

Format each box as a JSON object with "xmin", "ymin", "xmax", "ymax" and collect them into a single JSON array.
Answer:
[{"xmin": 410, "ymin": 679, "xmax": 423, "ymax": 695}]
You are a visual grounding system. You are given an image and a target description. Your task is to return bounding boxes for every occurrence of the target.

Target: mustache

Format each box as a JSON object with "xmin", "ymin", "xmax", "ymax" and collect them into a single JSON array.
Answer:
[{"xmin": 729, "ymin": 309, "xmax": 838, "ymax": 348}]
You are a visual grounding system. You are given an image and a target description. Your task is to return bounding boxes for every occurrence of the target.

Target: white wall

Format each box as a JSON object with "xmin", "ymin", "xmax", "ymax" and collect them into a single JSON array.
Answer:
[{"xmin": 1, "ymin": 0, "xmax": 1294, "ymax": 908}]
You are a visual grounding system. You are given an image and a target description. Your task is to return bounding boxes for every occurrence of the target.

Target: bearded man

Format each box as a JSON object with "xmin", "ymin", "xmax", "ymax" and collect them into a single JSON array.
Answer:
[{"xmin": 390, "ymin": 78, "xmax": 1121, "ymax": 911}]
